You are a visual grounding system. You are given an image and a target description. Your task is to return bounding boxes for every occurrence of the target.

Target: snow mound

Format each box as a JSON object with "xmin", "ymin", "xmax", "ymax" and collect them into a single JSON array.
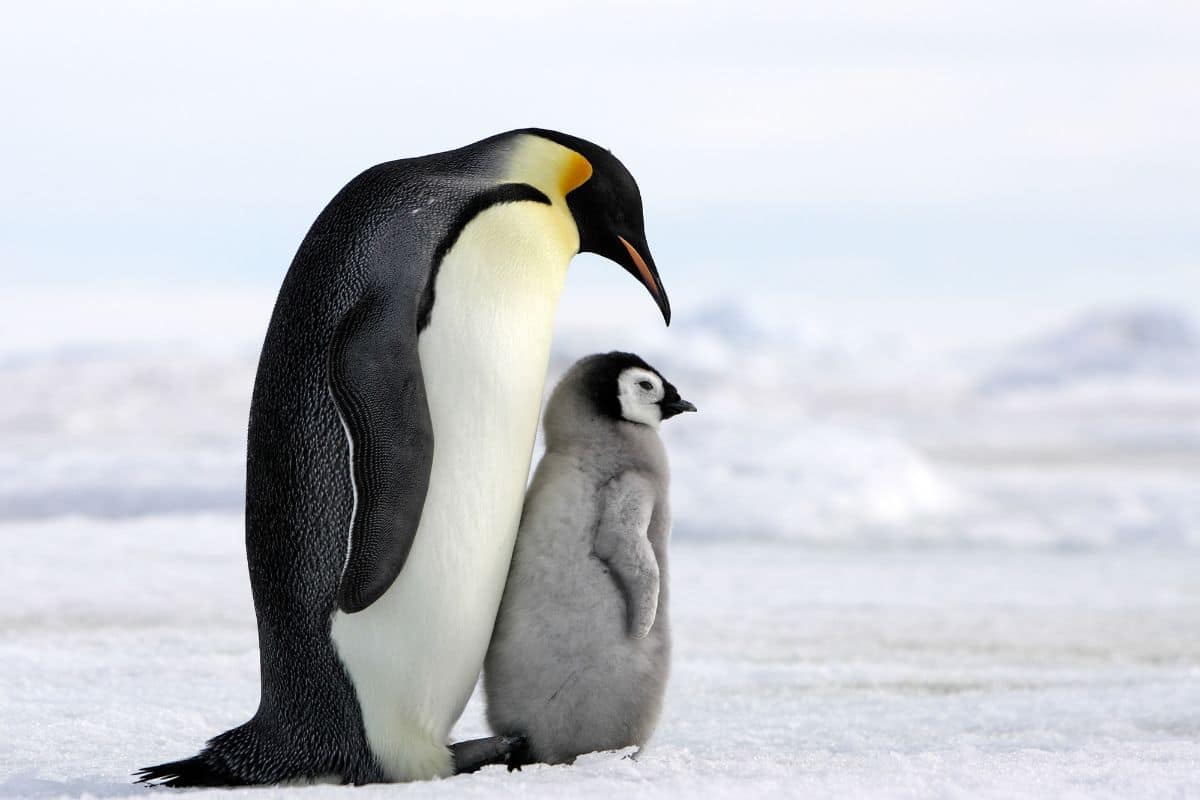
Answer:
[
  {"xmin": 2, "ymin": 290, "xmax": 1198, "ymax": 548},
  {"xmin": 665, "ymin": 406, "xmax": 959, "ymax": 543},
  {"xmin": 0, "ymin": 352, "xmax": 251, "ymax": 519},
  {"xmin": 977, "ymin": 306, "xmax": 1200, "ymax": 395}
]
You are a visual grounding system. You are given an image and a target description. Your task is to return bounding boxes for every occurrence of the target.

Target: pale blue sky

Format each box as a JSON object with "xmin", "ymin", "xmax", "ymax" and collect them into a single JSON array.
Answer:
[{"xmin": 2, "ymin": 1, "xmax": 1198, "ymax": 342}]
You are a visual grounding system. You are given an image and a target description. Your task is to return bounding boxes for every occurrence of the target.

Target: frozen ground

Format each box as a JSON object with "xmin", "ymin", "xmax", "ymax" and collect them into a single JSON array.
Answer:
[
  {"xmin": 1, "ymin": 292, "xmax": 1199, "ymax": 797},
  {"xmin": 2, "ymin": 521, "xmax": 1198, "ymax": 799}
]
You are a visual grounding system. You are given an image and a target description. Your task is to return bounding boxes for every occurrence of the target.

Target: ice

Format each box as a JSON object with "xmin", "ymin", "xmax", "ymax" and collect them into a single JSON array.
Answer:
[
  {"xmin": 2, "ymin": 291, "xmax": 1198, "ymax": 797},
  {"xmin": 1, "ymin": 518, "xmax": 1197, "ymax": 799}
]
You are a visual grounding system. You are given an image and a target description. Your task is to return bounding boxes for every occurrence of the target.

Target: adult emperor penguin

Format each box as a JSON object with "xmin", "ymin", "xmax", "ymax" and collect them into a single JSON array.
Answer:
[{"xmin": 136, "ymin": 129, "xmax": 670, "ymax": 787}]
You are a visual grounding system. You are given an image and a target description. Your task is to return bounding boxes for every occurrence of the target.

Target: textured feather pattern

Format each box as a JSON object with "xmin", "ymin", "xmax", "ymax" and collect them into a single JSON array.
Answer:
[
  {"xmin": 484, "ymin": 356, "xmax": 674, "ymax": 765},
  {"xmin": 329, "ymin": 186, "xmax": 577, "ymax": 780},
  {"xmin": 139, "ymin": 131, "xmax": 585, "ymax": 786}
]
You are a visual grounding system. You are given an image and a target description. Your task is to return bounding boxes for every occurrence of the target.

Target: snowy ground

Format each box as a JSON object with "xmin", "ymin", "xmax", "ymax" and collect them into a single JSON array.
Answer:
[
  {"xmin": 2, "ymin": 293, "xmax": 1199, "ymax": 797},
  {"xmin": 3, "ymin": 524, "xmax": 1198, "ymax": 799}
]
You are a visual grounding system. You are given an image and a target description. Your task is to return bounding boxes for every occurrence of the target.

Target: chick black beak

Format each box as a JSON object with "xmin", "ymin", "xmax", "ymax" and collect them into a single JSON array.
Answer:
[{"xmin": 659, "ymin": 398, "xmax": 697, "ymax": 420}]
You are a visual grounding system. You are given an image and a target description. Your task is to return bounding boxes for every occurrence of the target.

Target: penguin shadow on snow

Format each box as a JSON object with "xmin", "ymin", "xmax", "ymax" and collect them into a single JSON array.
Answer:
[{"xmin": 0, "ymin": 773, "xmax": 135, "ymax": 799}]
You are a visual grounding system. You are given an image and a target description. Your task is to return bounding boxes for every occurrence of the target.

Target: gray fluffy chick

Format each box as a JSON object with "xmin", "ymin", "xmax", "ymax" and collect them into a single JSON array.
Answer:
[{"xmin": 484, "ymin": 352, "xmax": 696, "ymax": 766}]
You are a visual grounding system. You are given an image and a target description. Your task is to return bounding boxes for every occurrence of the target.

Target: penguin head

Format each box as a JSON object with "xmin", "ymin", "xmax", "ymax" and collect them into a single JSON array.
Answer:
[
  {"xmin": 523, "ymin": 130, "xmax": 671, "ymax": 324},
  {"xmin": 579, "ymin": 351, "xmax": 696, "ymax": 431}
]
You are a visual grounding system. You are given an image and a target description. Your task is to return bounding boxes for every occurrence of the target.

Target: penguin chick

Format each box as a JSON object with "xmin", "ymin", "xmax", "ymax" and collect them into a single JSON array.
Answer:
[{"xmin": 483, "ymin": 352, "xmax": 696, "ymax": 766}]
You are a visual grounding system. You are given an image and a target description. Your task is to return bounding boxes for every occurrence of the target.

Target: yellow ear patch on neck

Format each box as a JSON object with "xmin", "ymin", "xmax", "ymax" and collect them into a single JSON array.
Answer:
[
  {"xmin": 506, "ymin": 133, "xmax": 594, "ymax": 201},
  {"xmin": 560, "ymin": 151, "xmax": 593, "ymax": 196}
]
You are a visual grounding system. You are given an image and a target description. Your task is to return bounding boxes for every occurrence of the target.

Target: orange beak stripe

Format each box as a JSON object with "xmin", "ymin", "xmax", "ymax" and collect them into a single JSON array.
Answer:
[{"xmin": 617, "ymin": 235, "xmax": 662, "ymax": 300}]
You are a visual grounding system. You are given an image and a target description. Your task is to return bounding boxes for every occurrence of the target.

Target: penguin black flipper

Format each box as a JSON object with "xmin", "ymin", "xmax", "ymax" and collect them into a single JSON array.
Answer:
[{"xmin": 328, "ymin": 288, "xmax": 434, "ymax": 614}]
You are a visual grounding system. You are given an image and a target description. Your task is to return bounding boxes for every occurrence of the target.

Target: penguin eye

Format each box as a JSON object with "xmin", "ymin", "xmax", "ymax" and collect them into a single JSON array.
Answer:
[{"xmin": 637, "ymin": 380, "xmax": 653, "ymax": 391}]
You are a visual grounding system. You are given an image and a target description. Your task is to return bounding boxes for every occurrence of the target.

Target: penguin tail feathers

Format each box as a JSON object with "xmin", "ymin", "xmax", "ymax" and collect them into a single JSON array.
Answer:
[
  {"xmin": 134, "ymin": 754, "xmax": 245, "ymax": 788},
  {"xmin": 134, "ymin": 719, "xmax": 371, "ymax": 787}
]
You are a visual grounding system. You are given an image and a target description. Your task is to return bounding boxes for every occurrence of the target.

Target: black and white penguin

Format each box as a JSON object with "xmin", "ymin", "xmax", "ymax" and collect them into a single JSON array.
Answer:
[
  {"xmin": 136, "ymin": 130, "xmax": 669, "ymax": 786},
  {"xmin": 484, "ymin": 352, "xmax": 695, "ymax": 765}
]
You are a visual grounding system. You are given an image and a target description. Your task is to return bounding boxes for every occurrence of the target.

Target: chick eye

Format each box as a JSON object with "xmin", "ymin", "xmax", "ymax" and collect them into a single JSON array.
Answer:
[{"xmin": 637, "ymin": 380, "xmax": 654, "ymax": 391}]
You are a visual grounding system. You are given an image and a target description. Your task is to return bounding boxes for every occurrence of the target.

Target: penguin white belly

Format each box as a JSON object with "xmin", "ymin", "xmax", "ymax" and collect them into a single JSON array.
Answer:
[{"xmin": 330, "ymin": 199, "xmax": 576, "ymax": 781}]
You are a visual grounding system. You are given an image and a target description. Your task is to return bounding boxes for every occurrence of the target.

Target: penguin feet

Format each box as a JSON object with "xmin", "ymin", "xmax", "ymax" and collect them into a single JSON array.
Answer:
[
  {"xmin": 505, "ymin": 735, "xmax": 531, "ymax": 772},
  {"xmin": 449, "ymin": 734, "xmax": 527, "ymax": 775}
]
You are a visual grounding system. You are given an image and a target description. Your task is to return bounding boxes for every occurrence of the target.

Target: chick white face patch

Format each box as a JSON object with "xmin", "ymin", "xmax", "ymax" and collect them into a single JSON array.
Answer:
[{"xmin": 617, "ymin": 367, "xmax": 664, "ymax": 429}]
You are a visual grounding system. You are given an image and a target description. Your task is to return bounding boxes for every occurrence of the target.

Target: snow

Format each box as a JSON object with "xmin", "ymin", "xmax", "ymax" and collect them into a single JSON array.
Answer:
[
  {"xmin": 977, "ymin": 307, "xmax": 1200, "ymax": 395},
  {"xmin": 2, "ymin": 292, "xmax": 1199, "ymax": 797},
  {"xmin": 3, "ymin": 522, "xmax": 1198, "ymax": 799}
]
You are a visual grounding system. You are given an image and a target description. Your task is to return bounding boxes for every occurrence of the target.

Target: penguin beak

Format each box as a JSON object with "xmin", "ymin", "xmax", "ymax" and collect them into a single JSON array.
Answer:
[
  {"xmin": 659, "ymin": 398, "xmax": 697, "ymax": 420},
  {"xmin": 617, "ymin": 235, "xmax": 671, "ymax": 325}
]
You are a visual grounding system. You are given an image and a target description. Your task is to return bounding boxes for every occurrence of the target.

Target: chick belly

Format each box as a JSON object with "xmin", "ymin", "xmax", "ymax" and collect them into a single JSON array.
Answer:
[
  {"xmin": 487, "ymin": 562, "xmax": 662, "ymax": 764},
  {"xmin": 529, "ymin": 650, "xmax": 654, "ymax": 763}
]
